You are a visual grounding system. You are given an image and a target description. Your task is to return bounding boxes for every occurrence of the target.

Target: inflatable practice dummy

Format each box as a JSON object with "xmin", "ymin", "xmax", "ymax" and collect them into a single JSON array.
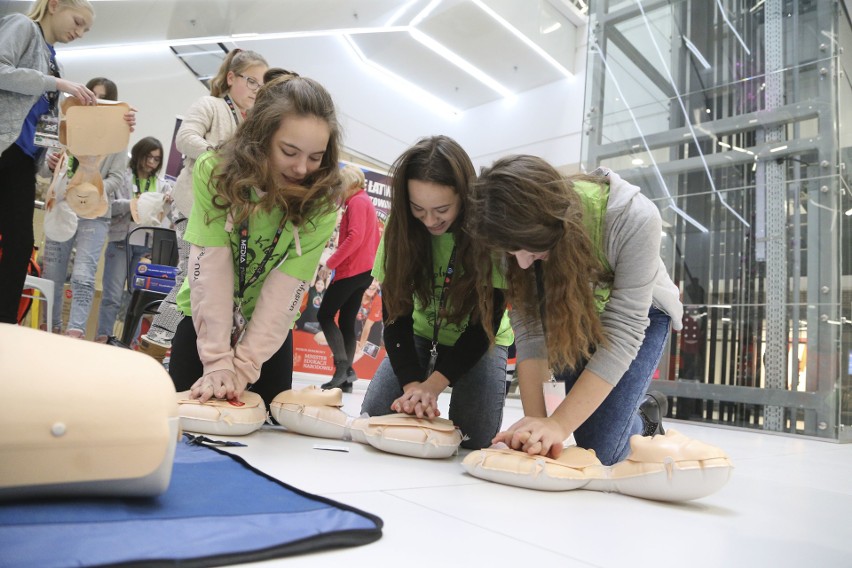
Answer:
[
  {"xmin": 462, "ymin": 430, "xmax": 733, "ymax": 501},
  {"xmin": 0, "ymin": 325, "xmax": 178, "ymax": 499},
  {"xmin": 56, "ymin": 98, "xmax": 131, "ymax": 217},
  {"xmin": 176, "ymin": 390, "xmax": 268, "ymax": 436},
  {"xmin": 42, "ymin": 97, "xmax": 131, "ymax": 242},
  {"xmin": 270, "ymin": 386, "xmax": 464, "ymax": 459}
]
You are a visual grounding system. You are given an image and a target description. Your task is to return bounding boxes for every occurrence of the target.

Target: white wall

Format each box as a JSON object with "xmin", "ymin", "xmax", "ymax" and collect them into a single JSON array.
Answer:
[
  {"xmin": 55, "ymin": 34, "xmax": 587, "ymax": 172},
  {"xmin": 58, "ymin": 45, "xmax": 208, "ymax": 160}
]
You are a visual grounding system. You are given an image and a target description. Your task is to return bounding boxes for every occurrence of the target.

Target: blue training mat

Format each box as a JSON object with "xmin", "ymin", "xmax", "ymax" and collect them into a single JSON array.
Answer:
[{"xmin": 0, "ymin": 439, "xmax": 382, "ymax": 567}]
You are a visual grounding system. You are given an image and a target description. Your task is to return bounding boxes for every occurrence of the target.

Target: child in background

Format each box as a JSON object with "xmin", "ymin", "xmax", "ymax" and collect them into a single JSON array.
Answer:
[
  {"xmin": 137, "ymin": 48, "xmax": 269, "ymax": 362},
  {"xmin": 168, "ymin": 74, "xmax": 342, "ymax": 407}
]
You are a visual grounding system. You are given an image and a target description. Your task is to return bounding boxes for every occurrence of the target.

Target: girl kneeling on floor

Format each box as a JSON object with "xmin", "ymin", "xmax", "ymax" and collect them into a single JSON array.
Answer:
[
  {"xmin": 360, "ymin": 135, "xmax": 513, "ymax": 450},
  {"xmin": 169, "ymin": 74, "xmax": 342, "ymax": 406},
  {"xmin": 469, "ymin": 156, "xmax": 683, "ymax": 465}
]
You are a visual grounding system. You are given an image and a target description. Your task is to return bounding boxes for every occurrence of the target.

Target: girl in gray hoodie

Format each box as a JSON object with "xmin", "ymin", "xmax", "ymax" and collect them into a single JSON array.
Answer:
[{"xmin": 470, "ymin": 156, "xmax": 683, "ymax": 465}]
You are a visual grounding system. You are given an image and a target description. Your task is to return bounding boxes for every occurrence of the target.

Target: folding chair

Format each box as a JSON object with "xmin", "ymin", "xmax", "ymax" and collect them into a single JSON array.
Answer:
[{"xmin": 119, "ymin": 226, "xmax": 178, "ymax": 346}]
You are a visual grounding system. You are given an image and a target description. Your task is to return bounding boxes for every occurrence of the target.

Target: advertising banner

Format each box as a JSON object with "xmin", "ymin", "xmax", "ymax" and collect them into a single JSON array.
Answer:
[{"xmin": 292, "ymin": 163, "xmax": 390, "ymax": 380}]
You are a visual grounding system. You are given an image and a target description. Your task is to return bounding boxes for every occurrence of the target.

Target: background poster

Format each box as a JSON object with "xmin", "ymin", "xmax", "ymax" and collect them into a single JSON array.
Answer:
[
  {"xmin": 164, "ymin": 116, "xmax": 184, "ymax": 182},
  {"xmin": 292, "ymin": 163, "xmax": 391, "ymax": 380}
]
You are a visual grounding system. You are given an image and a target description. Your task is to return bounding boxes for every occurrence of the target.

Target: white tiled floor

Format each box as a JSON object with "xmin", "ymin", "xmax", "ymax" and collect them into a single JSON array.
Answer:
[{"xmin": 220, "ymin": 375, "xmax": 852, "ymax": 568}]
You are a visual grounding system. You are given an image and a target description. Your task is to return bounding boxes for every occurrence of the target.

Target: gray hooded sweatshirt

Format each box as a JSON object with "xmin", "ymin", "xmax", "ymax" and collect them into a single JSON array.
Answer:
[
  {"xmin": 511, "ymin": 168, "xmax": 683, "ymax": 387},
  {"xmin": 0, "ymin": 14, "xmax": 59, "ymax": 154}
]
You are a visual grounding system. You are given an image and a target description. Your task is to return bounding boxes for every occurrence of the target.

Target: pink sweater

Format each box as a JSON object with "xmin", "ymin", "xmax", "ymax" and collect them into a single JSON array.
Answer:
[{"xmin": 325, "ymin": 189, "xmax": 380, "ymax": 280}]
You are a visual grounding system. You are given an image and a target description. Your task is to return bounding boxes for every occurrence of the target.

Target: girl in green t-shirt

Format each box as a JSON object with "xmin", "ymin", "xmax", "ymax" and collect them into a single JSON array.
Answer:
[
  {"xmin": 361, "ymin": 135, "xmax": 512, "ymax": 450},
  {"xmin": 168, "ymin": 74, "xmax": 342, "ymax": 406},
  {"xmin": 469, "ymin": 156, "xmax": 682, "ymax": 466}
]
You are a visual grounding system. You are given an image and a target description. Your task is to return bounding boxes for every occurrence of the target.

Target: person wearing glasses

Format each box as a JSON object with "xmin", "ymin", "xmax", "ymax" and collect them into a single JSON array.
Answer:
[
  {"xmin": 137, "ymin": 48, "xmax": 268, "ymax": 362},
  {"xmin": 95, "ymin": 136, "xmax": 173, "ymax": 343},
  {"xmin": 40, "ymin": 77, "xmax": 130, "ymax": 339}
]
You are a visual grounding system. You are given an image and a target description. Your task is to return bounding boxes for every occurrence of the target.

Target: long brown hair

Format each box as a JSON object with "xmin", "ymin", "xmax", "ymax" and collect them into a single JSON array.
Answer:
[
  {"xmin": 209, "ymin": 75, "xmax": 341, "ymax": 227},
  {"xmin": 382, "ymin": 135, "xmax": 478, "ymax": 324},
  {"xmin": 129, "ymin": 136, "xmax": 164, "ymax": 178},
  {"xmin": 469, "ymin": 155, "xmax": 607, "ymax": 371}
]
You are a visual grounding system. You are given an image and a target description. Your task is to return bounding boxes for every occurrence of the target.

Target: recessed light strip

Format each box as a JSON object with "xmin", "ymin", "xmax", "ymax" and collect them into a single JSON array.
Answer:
[
  {"xmin": 409, "ymin": 0, "xmax": 443, "ymax": 27},
  {"xmin": 342, "ymin": 35, "xmax": 460, "ymax": 117},
  {"xmin": 408, "ymin": 28, "xmax": 513, "ymax": 97},
  {"xmin": 57, "ymin": 26, "xmax": 409, "ymax": 54},
  {"xmin": 471, "ymin": 0, "xmax": 573, "ymax": 78},
  {"xmin": 385, "ymin": 0, "xmax": 420, "ymax": 27}
]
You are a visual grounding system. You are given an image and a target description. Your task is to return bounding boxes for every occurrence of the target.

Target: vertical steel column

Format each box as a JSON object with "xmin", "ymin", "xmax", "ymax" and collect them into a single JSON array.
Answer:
[
  {"xmin": 760, "ymin": 0, "xmax": 787, "ymax": 431},
  {"xmin": 806, "ymin": 0, "xmax": 841, "ymax": 436}
]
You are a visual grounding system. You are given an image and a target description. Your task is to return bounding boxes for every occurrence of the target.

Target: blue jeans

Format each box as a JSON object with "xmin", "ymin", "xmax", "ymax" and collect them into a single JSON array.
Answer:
[
  {"xmin": 361, "ymin": 335, "xmax": 509, "ymax": 450},
  {"xmin": 42, "ymin": 217, "xmax": 109, "ymax": 333},
  {"xmin": 557, "ymin": 306, "xmax": 671, "ymax": 465},
  {"xmin": 97, "ymin": 240, "xmax": 148, "ymax": 338}
]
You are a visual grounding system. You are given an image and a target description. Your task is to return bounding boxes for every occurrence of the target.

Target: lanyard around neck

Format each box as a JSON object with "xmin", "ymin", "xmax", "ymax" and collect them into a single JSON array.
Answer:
[
  {"xmin": 37, "ymin": 24, "xmax": 60, "ymax": 111},
  {"xmin": 133, "ymin": 175, "xmax": 154, "ymax": 196},
  {"xmin": 223, "ymin": 95, "xmax": 241, "ymax": 127},
  {"xmin": 431, "ymin": 245, "xmax": 458, "ymax": 347},
  {"xmin": 236, "ymin": 215, "xmax": 288, "ymax": 300},
  {"xmin": 534, "ymin": 259, "xmax": 547, "ymax": 337}
]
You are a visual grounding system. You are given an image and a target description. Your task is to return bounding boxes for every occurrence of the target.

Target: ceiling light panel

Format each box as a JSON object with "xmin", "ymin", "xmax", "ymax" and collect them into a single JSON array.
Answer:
[
  {"xmin": 416, "ymin": 0, "xmax": 569, "ymax": 93},
  {"xmin": 231, "ymin": 0, "xmax": 407, "ymax": 35},
  {"xmin": 352, "ymin": 31, "xmax": 499, "ymax": 109}
]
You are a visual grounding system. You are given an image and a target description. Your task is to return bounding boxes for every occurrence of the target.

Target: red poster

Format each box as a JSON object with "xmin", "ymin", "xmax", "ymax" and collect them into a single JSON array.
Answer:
[{"xmin": 292, "ymin": 163, "xmax": 391, "ymax": 380}]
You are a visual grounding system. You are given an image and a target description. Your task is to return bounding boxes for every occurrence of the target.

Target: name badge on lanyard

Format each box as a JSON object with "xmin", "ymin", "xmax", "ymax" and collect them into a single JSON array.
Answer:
[
  {"xmin": 542, "ymin": 377, "xmax": 566, "ymax": 416},
  {"xmin": 35, "ymin": 49, "xmax": 61, "ymax": 149}
]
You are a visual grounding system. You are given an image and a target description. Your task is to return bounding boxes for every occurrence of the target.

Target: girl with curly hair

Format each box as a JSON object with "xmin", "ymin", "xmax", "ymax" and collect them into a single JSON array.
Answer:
[
  {"xmin": 168, "ymin": 74, "xmax": 342, "ymax": 406},
  {"xmin": 469, "ymin": 156, "xmax": 682, "ymax": 465},
  {"xmin": 138, "ymin": 48, "xmax": 269, "ymax": 362}
]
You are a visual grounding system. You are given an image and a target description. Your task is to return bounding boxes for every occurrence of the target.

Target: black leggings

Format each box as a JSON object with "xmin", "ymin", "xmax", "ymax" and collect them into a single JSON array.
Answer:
[
  {"xmin": 316, "ymin": 270, "xmax": 373, "ymax": 365},
  {"xmin": 169, "ymin": 316, "xmax": 293, "ymax": 406},
  {"xmin": 0, "ymin": 144, "xmax": 36, "ymax": 324}
]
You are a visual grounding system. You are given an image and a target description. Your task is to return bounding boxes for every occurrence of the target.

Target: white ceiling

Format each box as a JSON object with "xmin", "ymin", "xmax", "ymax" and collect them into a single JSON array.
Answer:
[{"xmin": 2, "ymin": 0, "xmax": 587, "ymax": 112}]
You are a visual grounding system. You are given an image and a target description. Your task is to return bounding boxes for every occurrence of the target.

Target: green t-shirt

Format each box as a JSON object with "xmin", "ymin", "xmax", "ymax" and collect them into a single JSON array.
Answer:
[
  {"xmin": 176, "ymin": 153, "xmax": 337, "ymax": 321},
  {"xmin": 372, "ymin": 231, "xmax": 514, "ymax": 347}
]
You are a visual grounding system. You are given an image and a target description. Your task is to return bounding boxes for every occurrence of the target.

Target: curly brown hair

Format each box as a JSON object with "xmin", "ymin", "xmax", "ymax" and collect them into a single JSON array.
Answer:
[
  {"xmin": 381, "ymin": 135, "xmax": 479, "ymax": 325},
  {"xmin": 209, "ymin": 75, "xmax": 342, "ymax": 227},
  {"xmin": 469, "ymin": 155, "xmax": 608, "ymax": 372}
]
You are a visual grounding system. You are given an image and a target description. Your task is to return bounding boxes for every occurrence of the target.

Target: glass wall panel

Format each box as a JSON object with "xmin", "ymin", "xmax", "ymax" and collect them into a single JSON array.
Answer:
[{"xmin": 582, "ymin": 0, "xmax": 850, "ymax": 440}]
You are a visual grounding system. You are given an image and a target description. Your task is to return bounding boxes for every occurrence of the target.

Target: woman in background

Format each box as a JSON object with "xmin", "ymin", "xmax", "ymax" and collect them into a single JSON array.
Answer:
[
  {"xmin": 0, "ymin": 0, "xmax": 98, "ymax": 325},
  {"xmin": 317, "ymin": 164, "xmax": 381, "ymax": 392},
  {"xmin": 95, "ymin": 136, "xmax": 172, "ymax": 342},
  {"xmin": 137, "ymin": 48, "xmax": 269, "ymax": 361},
  {"xmin": 41, "ymin": 77, "xmax": 126, "ymax": 338}
]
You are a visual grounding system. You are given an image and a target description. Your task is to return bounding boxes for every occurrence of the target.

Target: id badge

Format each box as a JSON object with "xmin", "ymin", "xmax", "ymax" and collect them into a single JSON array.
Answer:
[
  {"xmin": 231, "ymin": 304, "xmax": 247, "ymax": 347},
  {"xmin": 426, "ymin": 343, "xmax": 438, "ymax": 377},
  {"xmin": 34, "ymin": 112, "xmax": 62, "ymax": 149},
  {"xmin": 542, "ymin": 377, "xmax": 566, "ymax": 417}
]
